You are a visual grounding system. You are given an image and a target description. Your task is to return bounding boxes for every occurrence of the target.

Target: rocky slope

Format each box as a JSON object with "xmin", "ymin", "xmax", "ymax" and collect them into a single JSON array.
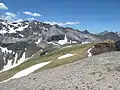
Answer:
[
  {"xmin": 0, "ymin": 51, "xmax": 120, "ymax": 90},
  {"xmin": 0, "ymin": 19, "xmax": 100, "ymax": 71},
  {"xmin": 0, "ymin": 19, "xmax": 120, "ymax": 72}
]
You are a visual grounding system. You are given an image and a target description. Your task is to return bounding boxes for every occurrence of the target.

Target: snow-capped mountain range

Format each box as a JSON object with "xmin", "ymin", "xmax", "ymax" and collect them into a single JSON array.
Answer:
[{"xmin": 0, "ymin": 19, "xmax": 120, "ymax": 71}]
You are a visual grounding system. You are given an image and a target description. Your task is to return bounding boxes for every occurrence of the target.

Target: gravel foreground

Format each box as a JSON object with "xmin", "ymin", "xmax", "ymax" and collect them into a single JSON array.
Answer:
[{"xmin": 1, "ymin": 51, "xmax": 120, "ymax": 90}]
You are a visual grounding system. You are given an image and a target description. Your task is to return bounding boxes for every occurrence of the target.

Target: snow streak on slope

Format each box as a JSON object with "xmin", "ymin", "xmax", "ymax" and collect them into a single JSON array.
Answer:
[
  {"xmin": 0, "ymin": 61, "xmax": 51, "ymax": 83},
  {"xmin": 47, "ymin": 42, "xmax": 59, "ymax": 46},
  {"xmin": 63, "ymin": 45, "xmax": 72, "ymax": 49},
  {"xmin": 1, "ymin": 52, "xmax": 26, "ymax": 72},
  {"xmin": 11, "ymin": 61, "xmax": 51, "ymax": 79},
  {"xmin": 87, "ymin": 46, "xmax": 94, "ymax": 57},
  {"xmin": 82, "ymin": 41, "xmax": 90, "ymax": 44},
  {"xmin": 58, "ymin": 54, "xmax": 76, "ymax": 59}
]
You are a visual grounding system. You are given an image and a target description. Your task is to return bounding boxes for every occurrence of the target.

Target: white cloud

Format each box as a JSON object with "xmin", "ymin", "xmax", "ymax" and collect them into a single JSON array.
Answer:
[
  {"xmin": 4, "ymin": 12, "xmax": 17, "ymax": 21},
  {"xmin": 23, "ymin": 11, "xmax": 42, "ymax": 17},
  {"xmin": 5, "ymin": 12, "xmax": 16, "ymax": 17},
  {"xmin": 26, "ymin": 17, "xmax": 35, "ymax": 21},
  {"xmin": 0, "ymin": 12, "xmax": 37, "ymax": 22},
  {"xmin": 44, "ymin": 21, "xmax": 80, "ymax": 26},
  {"xmin": 65, "ymin": 22, "xmax": 80, "ymax": 25},
  {"xmin": 33, "ymin": 13, "xmax": 41, "ymax": 17},
  {"xmin": 14, "ymin": 19, "xmax": 23, "ymax": 22},
  {"xmin": 1, "ymin": 12, "xmax": 17, "ymax": 21},
  {"xmin": 13, "ymin": 17, "xmax": 35, "ymax": 22},
  {"xmin": 0, "ymin": 3, "xmax": 8, "ymax": 10}
]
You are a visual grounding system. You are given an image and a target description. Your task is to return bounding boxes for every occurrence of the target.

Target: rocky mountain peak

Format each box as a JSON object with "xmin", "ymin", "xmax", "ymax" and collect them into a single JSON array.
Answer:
[
  {"xmin": 0, "ymin": 19, "xmax": 119, "ymax": 72},
  {"xmin": 0, "ymin": 19, "xmax": 101, "ymax": 71},
  {"xmin": 81, "ymin": 30, "xmax": 90, "ymax": 34},
  {"xmin": 98, "ymin": 30, "xmax": 109, "ymax": 35}
]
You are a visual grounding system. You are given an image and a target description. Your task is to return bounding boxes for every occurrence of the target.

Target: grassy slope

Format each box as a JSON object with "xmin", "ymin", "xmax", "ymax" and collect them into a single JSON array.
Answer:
[
  {"xmin": 0, "ymin": 43, "xmax": 93, "ymax": 82},
  {"xmin": 35, "ymin": 43, "xmax": 93, "ymax": 72}
]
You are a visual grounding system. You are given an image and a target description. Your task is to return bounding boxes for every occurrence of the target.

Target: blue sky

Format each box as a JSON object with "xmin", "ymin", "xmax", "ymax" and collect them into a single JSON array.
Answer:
[{"xmin": 0, "ymin": 0, "xmax": 120, "ymax": 33}]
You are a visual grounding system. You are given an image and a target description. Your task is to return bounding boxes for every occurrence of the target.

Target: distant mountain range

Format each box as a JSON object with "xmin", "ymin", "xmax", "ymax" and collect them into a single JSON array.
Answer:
[
  {"xmin": 0, "ymin": 19, "xmax": 120, "ymax": 71},
  {"xmin": 98, "ymin": 30, "xmax": 120, "ymax": 41}
]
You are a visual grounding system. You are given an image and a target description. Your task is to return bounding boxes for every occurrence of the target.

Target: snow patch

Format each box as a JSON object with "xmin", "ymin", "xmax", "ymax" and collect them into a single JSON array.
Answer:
[
  {"xmin": 19, "ymin": 34, "xmax": 24, "ymax": 37},
  {"xmin": 0, "ymin": 29, "xmax": 7, "ymax": 34},
  {"xmin": 11, "ymin": 61, "xmax": 51, "ymax": 79},
  {"xmin": 0, "ymin": 61, "xmax": 51, "ymax": 83},
  {"xmin": 72, "ymin": 41, "xmax": 77, "ymax": 44},
  {"xmin": 1, "ymin": 22, "xmax": 7, "ymax": 26},
  {"xmin": 87, "ymin": 46, "xmax": 94, "ymax": 57},
  {"xmin": 0, "ymin": 22, "xmax": 29, "ymax": 34},
  {"xmin": 15, "ymin": 25, "xmax": 28, "ymax": 32},
  {"xmin": 33, "ymin": 32, "xmax": 38, "ymax": 35},
  {"xmin": 0, "ymin": 46, "xmax": 12, "ymax": 53},
  {"xmin": 58, "ymin": 53, "xmax": 76, "ymax": 59},
  {"xmin": 1, "ymin": 52, "xmax": 26, "ymax": 72},
  {"xmin": 35, "ymin": 37, "xmax": 42, "ymax": 44},
  {"xmin": 82, "ymin": 41, "xmax": 90, "ymax": 44},
  {"xmin": 57, "ymin": 35, "xmax": 68, "ymax": 45},
  {"xmin": 63, "ymin": 45, "xmax": 72, "ymax": 48},
  {"xmin": 0, "ymin": 52, "xmax": 37, "ymax": 73},
  {"xmin": 35, "ymin": 22, "xmax": 37, "ymax": 25},
  {"xmin": 47, "ymin": 42, "xmax": 59, "ymax": 46},
  {"xmin": 8, "ymin": 26, "xmax": 16, "ymax": 33},
  {"xmin": 68, "ymin": 40, "xmax": 78, "ymax": 44}
]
